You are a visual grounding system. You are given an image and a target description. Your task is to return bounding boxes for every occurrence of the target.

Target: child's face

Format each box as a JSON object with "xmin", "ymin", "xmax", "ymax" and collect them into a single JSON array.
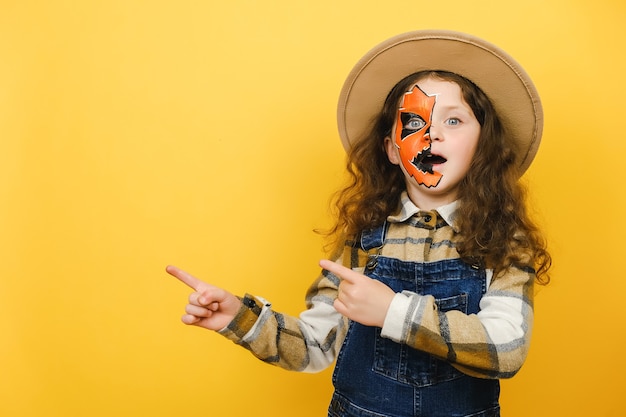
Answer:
[{"xmin": 385, "ymin": 77, "xmax": 480, "ymax": 206}]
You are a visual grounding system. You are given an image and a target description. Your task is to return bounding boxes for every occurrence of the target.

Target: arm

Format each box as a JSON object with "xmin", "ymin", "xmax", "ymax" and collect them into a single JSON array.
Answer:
[
  {"xmin": 166, "ymin": 265, "xmax": 347, "ymax": 373},
  {"xmin": 321, "ymin": 260, "xmax": 534, "ymax": 379},
  {"xmin": 383, "ymin": 266, "xmax": 534, "ymax": 378}
]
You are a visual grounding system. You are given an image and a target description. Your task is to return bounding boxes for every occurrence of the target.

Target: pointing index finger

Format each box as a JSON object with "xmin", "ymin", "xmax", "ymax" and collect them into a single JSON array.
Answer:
[
  {"xmin": 319, "ymin": 259, "xmax": 358, "ymax": 282},
  {"xmin": 166, "ymin": 265, "xmax": 201, "ymax": 290}
]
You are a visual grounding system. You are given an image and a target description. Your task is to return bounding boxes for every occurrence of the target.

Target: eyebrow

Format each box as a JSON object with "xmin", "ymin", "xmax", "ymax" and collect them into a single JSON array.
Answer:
[{"xmin": 433, "ymin": 104, "xmax": 472, "ymax": 113}]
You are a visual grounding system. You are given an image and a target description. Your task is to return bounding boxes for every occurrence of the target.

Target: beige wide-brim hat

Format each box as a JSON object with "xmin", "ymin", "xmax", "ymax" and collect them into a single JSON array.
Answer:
[{"xmin": 337, "ymin": 29, "xmax": 543, "ymax": 174}]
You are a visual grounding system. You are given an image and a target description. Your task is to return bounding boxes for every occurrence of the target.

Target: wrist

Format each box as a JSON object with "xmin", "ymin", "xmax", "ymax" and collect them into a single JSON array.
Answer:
[{"xmin": 380, "ymin": 292, "xmax": 413, "ymax": 342}]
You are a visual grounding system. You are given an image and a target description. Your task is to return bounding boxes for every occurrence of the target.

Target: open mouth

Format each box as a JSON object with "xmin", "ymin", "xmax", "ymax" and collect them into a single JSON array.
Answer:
[{"xmin": 410, "ymin": 150, "xmax": 447, "ymax": 173}]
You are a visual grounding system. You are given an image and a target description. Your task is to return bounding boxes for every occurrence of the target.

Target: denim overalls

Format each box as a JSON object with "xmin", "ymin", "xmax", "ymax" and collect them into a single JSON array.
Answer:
[{"xmin": 328, "ymin": 220, "xmax": 500, "ymax": 417}]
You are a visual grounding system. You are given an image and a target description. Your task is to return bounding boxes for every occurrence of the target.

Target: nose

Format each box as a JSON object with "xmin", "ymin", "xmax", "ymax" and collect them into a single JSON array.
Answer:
[{"xmin": 427, "ymin": 123, "xmax": 442, "ymax": 142}]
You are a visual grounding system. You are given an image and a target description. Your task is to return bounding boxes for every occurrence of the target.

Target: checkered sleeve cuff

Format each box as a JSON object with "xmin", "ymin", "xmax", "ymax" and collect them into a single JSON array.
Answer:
[{"xmin": 218, "ymin": 294, "xmax": 267, "ymax": 341}]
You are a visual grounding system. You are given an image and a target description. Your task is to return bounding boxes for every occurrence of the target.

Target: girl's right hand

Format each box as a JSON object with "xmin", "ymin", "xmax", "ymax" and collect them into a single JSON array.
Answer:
[{"xmin": 166, "ymin": 265, "xmax": 242, "ymax": 331}]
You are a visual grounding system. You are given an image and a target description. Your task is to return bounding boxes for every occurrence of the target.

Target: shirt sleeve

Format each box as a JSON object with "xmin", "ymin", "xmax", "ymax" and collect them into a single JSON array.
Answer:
[
  {"xmin": 380, "ymin": 265, "xmax": 535, "ymax": 379},
  {"xmin": 217, "ymin": 268, "xmax": 348, "ymax": 373}
]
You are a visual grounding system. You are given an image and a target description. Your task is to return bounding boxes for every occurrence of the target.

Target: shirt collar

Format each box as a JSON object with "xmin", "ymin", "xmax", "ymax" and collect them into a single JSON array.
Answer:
[{"xmin": 387, "ymin": 191, "xmax": 459, "ymax": 231}]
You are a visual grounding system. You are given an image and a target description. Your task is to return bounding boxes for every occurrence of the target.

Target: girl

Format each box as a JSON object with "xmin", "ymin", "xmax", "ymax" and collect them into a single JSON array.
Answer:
[{"xmin": 167, "ymin": 30, "xmax": 551, "ymax": 417}]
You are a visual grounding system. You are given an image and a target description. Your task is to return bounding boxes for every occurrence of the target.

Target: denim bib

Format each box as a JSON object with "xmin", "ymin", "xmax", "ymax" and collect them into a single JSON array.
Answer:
[{"xmin": 328, "ymin": 222, "xmax": 500, "ymax": 417}]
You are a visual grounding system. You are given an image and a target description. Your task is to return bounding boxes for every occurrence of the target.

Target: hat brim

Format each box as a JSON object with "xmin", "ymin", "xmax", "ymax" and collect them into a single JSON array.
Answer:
[{"xmin": 337, "ymin": 30, "xmax": 543, "ymax": 174}]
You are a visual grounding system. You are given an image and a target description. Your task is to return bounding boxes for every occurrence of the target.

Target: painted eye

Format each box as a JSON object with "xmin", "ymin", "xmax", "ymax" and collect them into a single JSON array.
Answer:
[{"xmin": 404, "ymin": 116, "xmax": 426, "ymax": 131}]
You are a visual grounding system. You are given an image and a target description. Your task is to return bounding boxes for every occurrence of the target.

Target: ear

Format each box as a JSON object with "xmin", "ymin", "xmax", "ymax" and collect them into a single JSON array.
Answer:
[{"xmin": 384, "ymin": 136, "xmax": 400, "ymax": 165}]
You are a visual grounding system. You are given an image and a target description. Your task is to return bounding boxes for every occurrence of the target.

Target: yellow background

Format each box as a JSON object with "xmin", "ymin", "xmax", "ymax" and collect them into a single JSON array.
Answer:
[{"xmin": 1, "ymin": 0, "xmax": 624, "ymax": 416}]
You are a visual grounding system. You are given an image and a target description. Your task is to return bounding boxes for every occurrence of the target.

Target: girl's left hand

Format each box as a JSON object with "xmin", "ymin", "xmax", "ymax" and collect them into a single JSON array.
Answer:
[{"xmin": 320, "ymin": 259, "xmax": 395, "ymax": 328}]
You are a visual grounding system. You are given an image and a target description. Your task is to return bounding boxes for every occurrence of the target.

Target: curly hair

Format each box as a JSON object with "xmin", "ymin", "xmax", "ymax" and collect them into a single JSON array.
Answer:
[{"xmin": 324, "ymin": 70, "xmax": 551, "ymax": 284}]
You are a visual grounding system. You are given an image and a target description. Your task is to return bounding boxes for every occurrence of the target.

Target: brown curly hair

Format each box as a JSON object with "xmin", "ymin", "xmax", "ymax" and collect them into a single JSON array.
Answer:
[{"xmin": 324, "ymin": 70, "xmax": 551, "ymax": 284}]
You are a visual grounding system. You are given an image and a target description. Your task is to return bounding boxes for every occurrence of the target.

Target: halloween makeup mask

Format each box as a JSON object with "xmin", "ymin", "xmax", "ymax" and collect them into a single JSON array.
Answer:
[{"xmin": 394, "ymin": 85, "xmax": 442, "ymax": 188}]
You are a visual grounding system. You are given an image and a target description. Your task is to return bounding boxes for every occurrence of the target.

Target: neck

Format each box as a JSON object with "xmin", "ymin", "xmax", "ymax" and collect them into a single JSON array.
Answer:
[{"xmin": 405, "ymin": 186, "xmax": 457, "ymax": 211}]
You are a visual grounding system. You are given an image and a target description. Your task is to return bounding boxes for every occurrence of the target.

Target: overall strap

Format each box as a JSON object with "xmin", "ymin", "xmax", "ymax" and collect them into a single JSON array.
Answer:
[
  {"xmin": 359, "ymin": 220, "xmax": 389, "ymax": 251},
  {"xmin": 356, "ymin": 221, "xmax": 390, "ymax": 270}
]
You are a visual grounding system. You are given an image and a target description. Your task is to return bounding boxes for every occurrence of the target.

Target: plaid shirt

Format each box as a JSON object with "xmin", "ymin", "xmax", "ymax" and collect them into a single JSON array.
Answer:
[{"xmin": 219, "ymin": 192, "xmax": 534, "ymax": 379}]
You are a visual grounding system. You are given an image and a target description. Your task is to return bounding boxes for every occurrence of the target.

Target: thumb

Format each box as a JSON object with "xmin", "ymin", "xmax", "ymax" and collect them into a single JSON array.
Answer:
[{"xmin": 333, "ymin": 297, "xmax": 348, "ymax": 316}]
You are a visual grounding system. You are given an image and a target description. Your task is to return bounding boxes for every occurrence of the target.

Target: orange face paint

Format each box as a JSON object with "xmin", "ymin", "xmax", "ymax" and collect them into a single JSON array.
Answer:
[{"xmin": 394, "ymin": 86, "xmax": 442, "ymax": 188}]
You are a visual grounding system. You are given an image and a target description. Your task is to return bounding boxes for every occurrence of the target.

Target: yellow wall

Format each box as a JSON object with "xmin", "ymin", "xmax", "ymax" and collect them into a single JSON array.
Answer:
[{"xmin": 1, "ymin": 1, "xmax": 624, "ymax": 416}]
